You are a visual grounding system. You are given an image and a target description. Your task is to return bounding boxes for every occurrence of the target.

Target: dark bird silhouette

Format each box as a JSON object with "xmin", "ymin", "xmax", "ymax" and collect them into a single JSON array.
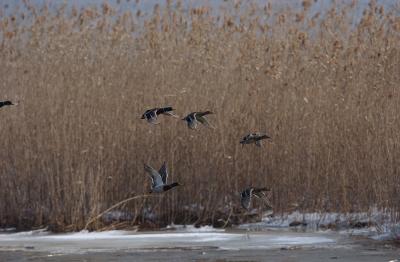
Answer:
[
  {"xmin": 240, "ymin": 132, "xmax": 271, "ymax": 147},
  {"xmin": 182, "ymin": 111, "xmax": 214, "ymax": 129},
  {"xmin": 0, "ymin": 100, "xmax": 14, "ymax": 108},
  {"xmin": 240, "ymin": 187, "xmax": 271, "ymax": 210},
  {"xmin": 144, "ymin": 162, "xmax": 182, "ymax": 193},
  {"xmin": 141, "ymin": 107, "xmax": 178, "ymax": 124}
]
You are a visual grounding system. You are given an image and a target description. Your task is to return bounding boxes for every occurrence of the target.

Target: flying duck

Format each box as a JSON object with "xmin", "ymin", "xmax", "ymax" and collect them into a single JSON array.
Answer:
[
  {"xmin": 0, "ymin": 100, "xmax": 14, "ymax": 108},
  {"xmin": 144, "ymin": 162, "xmax": 182, "ymax": 193},
  {"xmin": 182, "ymin": 111, "xmax": 214, "ymax": 129},
  {"xmin": 240, "ymin": 187, "xmax": 271, "ymax": 210},
  {"xmin": 240, "ymin": 132, "xmax": 271, "ymax": 147},
  {"xmin": 141, "ymin": 107, "xmax": 177, "ymax": 124}
]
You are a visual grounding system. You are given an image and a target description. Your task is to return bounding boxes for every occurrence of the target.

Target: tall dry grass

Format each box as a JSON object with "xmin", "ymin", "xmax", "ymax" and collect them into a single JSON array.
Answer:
[{"xmin": 0, "ymin": 0, "xmax": 399, "ymax": 231}]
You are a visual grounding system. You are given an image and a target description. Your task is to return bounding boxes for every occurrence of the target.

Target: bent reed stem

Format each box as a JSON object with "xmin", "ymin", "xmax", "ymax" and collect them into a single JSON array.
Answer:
[{"xmin": 84, "ymin": 194, "xmax": 154, "ymax": 230}]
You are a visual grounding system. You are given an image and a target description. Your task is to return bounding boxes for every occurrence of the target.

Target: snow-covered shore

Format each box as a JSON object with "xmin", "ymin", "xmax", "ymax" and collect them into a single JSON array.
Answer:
[{"xmin": 238, "ymin": 210, "xmax": 400, "ymax": 242}]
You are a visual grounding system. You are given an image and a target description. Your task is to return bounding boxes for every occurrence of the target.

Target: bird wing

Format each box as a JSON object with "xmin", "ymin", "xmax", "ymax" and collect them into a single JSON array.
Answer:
[
  {"xmin": 196, "ymin": 111, "xmax": 213, "ymax": 118},
  {"xmin": 255, "ymin": 133, "xmax": 271, "ymax": 140},
  {"xmin": 158, "ymin": 107, "xmax": 179, "ymax": 118},
  {"xmin": 163, "ymin": 111, "xmax": 179, "ymax": 118},
  {"xmin": 144, "ymin": 164, "xmax": 164, "ymax": 187},
  {"xmin": 195, "ymin": 112, "xmax": 214, "ymax": 128},
  {"xmin": 252, "ymin": 187, "xmax": 271, "ymax": 198},
  {"xmin": 196, "ymin": 115, "xmax": 211, "ymax": 127},
  {"xmin": 158, "ymin": 162, "xmax": 168, "ymax": 184},
  {"xmin": 156, "ymin": 107, "xmax": 173, "ymax": 115},
  {"xmin": 240, "ymin": 188, "xmax": 254, "ymax": 210}
]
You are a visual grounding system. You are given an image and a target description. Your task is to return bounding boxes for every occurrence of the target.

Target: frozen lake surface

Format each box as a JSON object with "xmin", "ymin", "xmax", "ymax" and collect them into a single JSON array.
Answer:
[{"xmin": 0, "ymin": 227, "xmax": 399, "ymax": 261}]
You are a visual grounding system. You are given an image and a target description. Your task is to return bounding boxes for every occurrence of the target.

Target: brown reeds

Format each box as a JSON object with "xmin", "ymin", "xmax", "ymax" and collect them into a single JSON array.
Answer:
[{"xmin": 0, "ymin": 0, "xmax": 399, "ymax": 231}]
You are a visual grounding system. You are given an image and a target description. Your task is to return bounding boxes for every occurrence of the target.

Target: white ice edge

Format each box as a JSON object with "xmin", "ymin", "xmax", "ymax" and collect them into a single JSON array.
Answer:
[
  {"xmin": 0, "ymin": 230, "xmax": 235, "ymax": 241},
  {"xmin": 0, "ymin": 229, "xmax": 337, "ymax": 255}
]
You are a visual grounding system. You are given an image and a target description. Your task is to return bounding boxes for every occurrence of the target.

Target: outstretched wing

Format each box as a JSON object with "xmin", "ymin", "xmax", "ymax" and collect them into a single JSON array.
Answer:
[
  {"xmin": 196, "ymin": 111, "xmax": 213, "ymax": 118},
  {"xmin": 158, "ymin": 162, "xmax": 168, "ymax": 184},
  {"xmin": 144, "ymin": 164, "xmax": 164, "ymax": 187},
  {"xmin": 158, "ymin": 107, "xmax": 179, "ymax": 118},
  {"xmin": 156, "ymin": 107, "xmax": 173, "ymax": 115},
  {"xmin": 252, "ymin": 188, "xmax": 273, "ymax": 208},
  {"xmin": 255, "ymin": 133, "xmax": 271, "ymax": 140},
  {"xmin": 196, "ymin": 116, "xmax": 211, "ymax": 127},
  {"xmin": 195, "ymin": 111, "xmax": 214, "ymax": 128},
  {"xmin": 252, "ymin": 187, "xmax": 271, "ymax": 198},
  {"xmin": 240, "ymin": 188, "xmax": 254, "ymax": 210}
]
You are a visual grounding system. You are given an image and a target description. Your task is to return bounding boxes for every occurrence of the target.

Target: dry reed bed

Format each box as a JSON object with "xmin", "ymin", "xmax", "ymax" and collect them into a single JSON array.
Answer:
[{"xmin": 0, "ymin": 1, "xmax": 399, "ymax": 231}]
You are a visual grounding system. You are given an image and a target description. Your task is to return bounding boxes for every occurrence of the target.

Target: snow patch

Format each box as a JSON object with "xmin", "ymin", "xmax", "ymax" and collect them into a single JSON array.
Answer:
[
  {"xmin": 0, "ymin": 228, "xmax": 49, "ymax": 239},
  {"xmin": 165, "ymin": 224, "xmax": 224, "ymax": 232},
  {"xmin": 238, "ymin": 209, "xmax": 400, "ymax": 242},
  {"xmin": 0, "ymin": 227, "xmax": 16, "ymax": 232}
]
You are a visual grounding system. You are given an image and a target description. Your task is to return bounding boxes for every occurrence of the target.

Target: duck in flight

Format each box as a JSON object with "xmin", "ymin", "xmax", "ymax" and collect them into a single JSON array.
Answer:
[
  {"xmin": 141, "ymin": 107, "xmax": 178, "ymax": 124},
  {"xmin": 182, "ymin": 111, "xmax": 214, "ymax": 129},
  {"xmin": 0, "ymin": 100, "xmax": 14, "ymax": 109},
  {"xmin": 144, "ymin": 162, "xmax": 182, "ymax": 193},
  {"xmin": 240, "ymin": 187, "xmax": 271, "ymax": 210},
  {"xmin": 240, "ymin": 132, "xmax": 271, "ymax": 147}
]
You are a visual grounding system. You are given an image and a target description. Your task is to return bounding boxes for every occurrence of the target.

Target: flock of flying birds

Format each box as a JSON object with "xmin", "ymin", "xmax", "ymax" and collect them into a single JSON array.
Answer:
[
  {"xmin": 0, "ymin": 100, "xmax": 271, "ymax": 211},
  {"xmin": 141, "ymin": 106, "xmax": 272, "ymax": 211}
]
